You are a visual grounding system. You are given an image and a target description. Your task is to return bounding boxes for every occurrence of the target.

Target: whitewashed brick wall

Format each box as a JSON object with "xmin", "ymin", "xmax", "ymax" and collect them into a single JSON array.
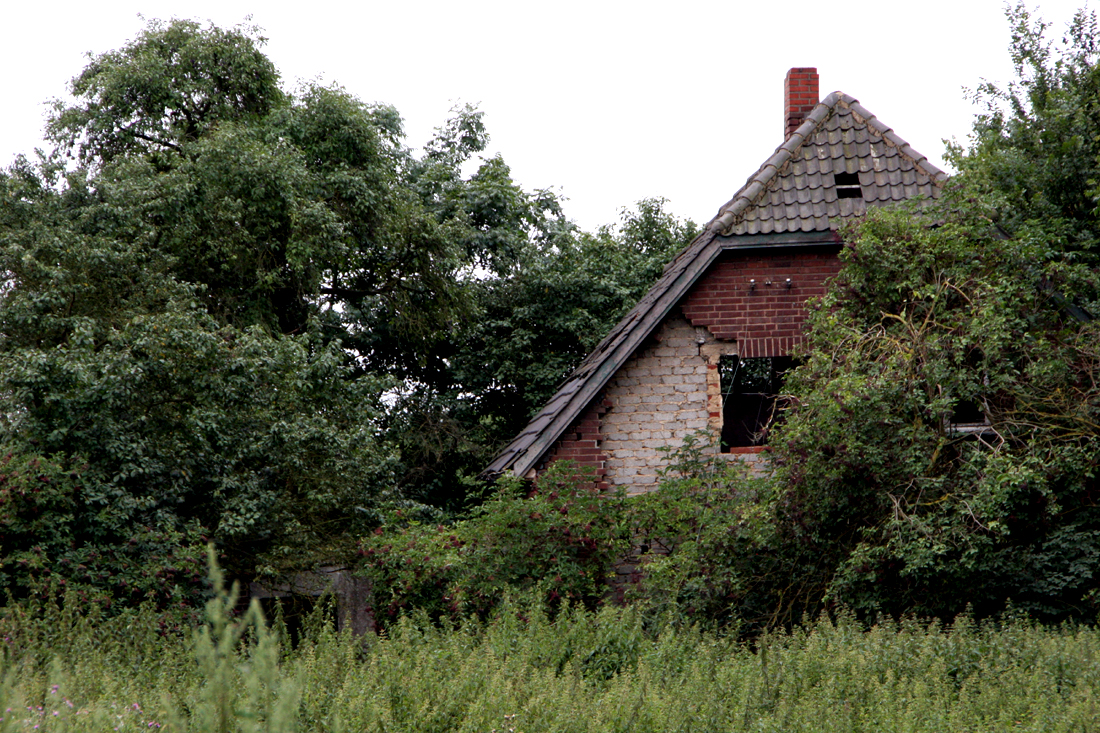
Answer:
[{"xmin": 600, "ymin": 314, "xmax": 727, "ymax": 495}]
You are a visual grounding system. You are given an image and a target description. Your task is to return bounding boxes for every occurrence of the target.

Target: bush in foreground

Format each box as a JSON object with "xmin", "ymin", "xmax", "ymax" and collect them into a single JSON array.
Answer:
[{"xmin": 2, "ymin": 554, "xmax": 1099, "ymax": 732}]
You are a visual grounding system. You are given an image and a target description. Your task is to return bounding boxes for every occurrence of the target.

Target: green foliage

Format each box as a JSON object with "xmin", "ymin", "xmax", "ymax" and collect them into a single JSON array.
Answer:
[
  {"xmin": 0, "ymin": 550, "xmax": 305, "ymax": 732},
  {"xmin": 0, "ymin": 185, "xmax": 399, "ymax": 593},
  {"xmin": 0, "ymin": 451, "xmax": 209, "ymax": 613},
  {"xmin": 184, "ymin": 547, "xmax": 301, "ymax": 733},
  {"xmin": 761, "ymin": 204, "xmax": 1100, "ymax": 623},
  {"xmin": 3, "ymin": 577, "xmax": 1100, "ymax": 732},
  {"xmin": 357, "ymin": 462, "xmax": 634, "ymax": 624},
  {"xmin": 624, "ymin": 433, "xmax": 779, "ymax": 632},
  {"xmin": 44, "ymin": 19, "xmax": 470, "ymax": 338},
  {"xmin": 48, "ymin": 19, "xmax": 284, "ymax": 167},
  {"xmin": 455, "ymin": 198, "xmax": 698, "ymax": 421},
  {"xmin": 385, "ymin": 198, "xmax": 698, "ymax": 509},
  {"xmin": 949, "ymin": 4, "xmax": 1100, "ymax": 258},
  {"xmin": 0, "ymin": 19, "xmax": 441, "ymax": 598}
]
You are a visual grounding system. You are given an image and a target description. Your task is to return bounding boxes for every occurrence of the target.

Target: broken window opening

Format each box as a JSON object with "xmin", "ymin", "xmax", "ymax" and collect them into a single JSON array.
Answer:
[
  {"xmin": 947, "ymin": 358, "xmax": 992, "ymax": 435},
  {"xmin": 834, "ymin": 171, "xmax": 863, "ymax": 199},
  {"xmin": 718, "ymin": 355, "xmax": 796, "ymax": 451},
  {"xmin": 948, "ymin": 396, "xmax": 991, "ymax": 435},
  {"xmin": 951, "ymin": 399, "xmax": 985, "ymax": 425}
]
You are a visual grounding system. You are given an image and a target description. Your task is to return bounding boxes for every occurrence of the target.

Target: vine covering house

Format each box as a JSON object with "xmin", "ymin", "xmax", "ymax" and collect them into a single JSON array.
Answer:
[{"xmin": 483, "ymin": 68, "xmax": 947, "ymax": 494}]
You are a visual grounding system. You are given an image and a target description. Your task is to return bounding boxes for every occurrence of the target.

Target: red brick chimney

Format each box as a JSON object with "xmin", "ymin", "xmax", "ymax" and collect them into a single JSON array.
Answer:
[{"xmin": 784, "ymin": 68, "xmax": 819, "ymax": 137}]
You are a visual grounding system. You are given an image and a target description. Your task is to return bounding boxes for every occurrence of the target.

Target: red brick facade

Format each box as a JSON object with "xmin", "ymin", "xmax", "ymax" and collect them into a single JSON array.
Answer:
[
  {"xmin": 542, "ymin": 397, "xmax": 612, "ymax": 490},
  {"xmin": 679, "ymin": 249, "xmax": 842, "ymax": 357}
]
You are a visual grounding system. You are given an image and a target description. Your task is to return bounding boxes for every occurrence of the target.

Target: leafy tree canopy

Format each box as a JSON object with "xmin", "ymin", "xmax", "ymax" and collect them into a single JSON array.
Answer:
[
  {"xmin": 49, "ymin": 19, "xmax": 284, "ymax": 167},
  {"xmin": 0, "ymin": 151, "xmax": 399, "ymax": 604},
  {"xmin": 384, "ymin": 198, "xmax": 699, "ymax": 510},
  {"xmin": 948, "ymin": 4, "xmax": 1100, "ymax": 260},
  {"xmin": 0, "ymin": 19, "xmax": 526, "ymax": 603}
]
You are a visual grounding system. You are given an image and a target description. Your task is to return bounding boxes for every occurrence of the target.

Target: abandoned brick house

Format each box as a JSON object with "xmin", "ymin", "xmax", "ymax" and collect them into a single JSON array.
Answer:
[{"xmin": 483, "ymin": 68, "xmax": 948, "ymax": 493}]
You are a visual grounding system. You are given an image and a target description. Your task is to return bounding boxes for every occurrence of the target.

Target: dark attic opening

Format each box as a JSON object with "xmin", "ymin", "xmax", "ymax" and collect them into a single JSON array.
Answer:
[
  {"xmin": 951, "ymin": 399, "xmax": 986, "ymax": 426},
  {"xmin": 834, "ymin": 171, "xmax": 863, "ymax": 199},
  {"xmin": 719, "ymin": 355, "xmax": 797, "ymax": 451},
  {"xmin": 948, "ymin": 395, "xmax": 991, "ymax": 435},
  {"xmin": 949, "ymin": 353, "xmax": 991, "ymax": 434}
]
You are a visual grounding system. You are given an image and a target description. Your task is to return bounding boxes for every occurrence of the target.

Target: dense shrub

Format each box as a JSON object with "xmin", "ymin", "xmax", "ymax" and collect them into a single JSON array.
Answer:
[
  {"xmin": 357, "ymin": 462, "xmax": 633, "ymax": 624},
  {"xmin": 0, "ymin": 451, "xmax": 210, "ymax": 615},
  {"xmin": 769, "ymin": 204, "xmax": 1100, "ymax": 623}
]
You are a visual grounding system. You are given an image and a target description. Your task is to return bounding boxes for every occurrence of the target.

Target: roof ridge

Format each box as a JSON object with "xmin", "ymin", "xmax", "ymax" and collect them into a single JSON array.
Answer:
[
  {"xmin": 708, "ymin": 91, "xmax": 841, "ymax": 234},
  {"xmin": 708, "ymin": 91, "xmax": 947, "ymax": 236},
  {"xmin": 838, "ymin": 94, "xmax": 949, "ymax": 185}
]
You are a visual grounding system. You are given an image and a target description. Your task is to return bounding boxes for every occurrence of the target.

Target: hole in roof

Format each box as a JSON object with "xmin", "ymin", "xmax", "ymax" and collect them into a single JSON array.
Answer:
[{"xmin": 834, "ymin": 171, "xmax": 863, "ymax": 199}]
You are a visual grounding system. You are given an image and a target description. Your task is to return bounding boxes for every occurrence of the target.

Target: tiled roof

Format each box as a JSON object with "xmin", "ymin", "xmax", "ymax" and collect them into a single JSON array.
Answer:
[
  {"xmin": 482, "ymin": 91, "xmax": 947, "ymax": 479},
  {"xmin": 712, "ymin": 92, "xmax": 946, "ymax": 236}
]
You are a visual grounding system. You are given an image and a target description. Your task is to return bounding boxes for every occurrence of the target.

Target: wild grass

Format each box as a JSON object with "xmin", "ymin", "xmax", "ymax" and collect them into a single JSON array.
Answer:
[{"xmin": 2, "ymin": 572, "xmax": 1098, "ymax": 732}]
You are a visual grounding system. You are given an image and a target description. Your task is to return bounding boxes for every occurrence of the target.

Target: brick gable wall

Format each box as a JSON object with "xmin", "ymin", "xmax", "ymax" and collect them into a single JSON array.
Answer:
[
  {"xmin": 540, "ymin": 247, "xmax": 842, "ymax": 492},
  {"xmin": 542, "ymin": 315, "xmax": 711, "ymax": 495}
]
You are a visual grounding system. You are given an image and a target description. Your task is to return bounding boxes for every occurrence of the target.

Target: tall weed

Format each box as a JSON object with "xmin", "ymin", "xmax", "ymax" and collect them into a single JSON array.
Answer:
[{"xmin": 2, "ymin": 558, "xmax": 1099, "ymax": 731}]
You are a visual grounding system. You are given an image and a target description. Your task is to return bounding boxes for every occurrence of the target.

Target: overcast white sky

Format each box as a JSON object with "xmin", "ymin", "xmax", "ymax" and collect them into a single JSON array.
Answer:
[{"xmin": 1, "ymin": 0, "xmax": 1087, "ymax": 231}]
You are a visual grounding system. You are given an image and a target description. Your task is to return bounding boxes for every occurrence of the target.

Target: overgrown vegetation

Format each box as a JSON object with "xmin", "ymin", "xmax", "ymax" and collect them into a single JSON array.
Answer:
[
  {"xmin": 1, "ymin": 556, "xmax": 1098, "ymax": 732},
  {"xmin": 747, "ymin": 4, "xmax": 1100, "ymax": 627},
  {"xmin": 600, "ymin": 3, "xmax": 1100, "ymax": 631},
  {"xmin": 358, "ymin": 462, "xmax": 634, "ymax": 623},
  {"xmin": 620, "ymin": 201, "xmax": 1100, "ymax": 633},
  {"xmin": 4, "ymin": 0, "xmax": 1100, "ymax": 666},
  {"xmin": 353, "ymin": 2, "xmax": 1100, "ymax": 634}
]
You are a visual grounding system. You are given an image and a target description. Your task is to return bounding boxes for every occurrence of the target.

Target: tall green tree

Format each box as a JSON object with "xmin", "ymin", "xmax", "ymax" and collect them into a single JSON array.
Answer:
[
  {"xmin": 386, "ymin": 199, "xmax": 698, "ymax": 509},
  {"xmin": 47, "ymin": 20, "xmax": 470, "ymax": 339},
  {"xmin": 0, "ymin": 151, "xmax": 399, "ymax": 604},
  {"xmin": 0, "ymin": 18, "xmax": 566, "ymax": 604},
  {"xmin": 49, "ymin": 19, "xmax": 284, "ymax": 167},
  {"xmin": 949, "ymin": 4, "xmax": 1100, "ymax": 261},
  {"xmin": 1, "ymin": 16, "xmax": 704, "ymax": 609}
]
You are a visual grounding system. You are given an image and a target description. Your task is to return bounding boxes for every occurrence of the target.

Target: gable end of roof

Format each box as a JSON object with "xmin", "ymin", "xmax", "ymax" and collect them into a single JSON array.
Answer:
[
  {"xmin": 711, "ymin": 93, "xmax": 947, "ymax": 237},
  {"xmin": 482, "ymin": 90, "xmax": 948, "ymax": 479}
]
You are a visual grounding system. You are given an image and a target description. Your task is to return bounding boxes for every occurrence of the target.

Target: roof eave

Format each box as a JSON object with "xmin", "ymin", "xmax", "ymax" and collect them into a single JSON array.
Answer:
[{"xmin": 501, "ymin": 227, "xmax": 723, "ymax": 478}]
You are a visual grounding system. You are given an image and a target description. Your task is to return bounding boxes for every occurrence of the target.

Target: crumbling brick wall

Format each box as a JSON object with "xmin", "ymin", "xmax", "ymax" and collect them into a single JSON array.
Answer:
[
  {"xmin": 545, "ymin": 398, "xmax": 613, "ymax": 490},
  {"xmin": 600, "ymin": 315, "xmax": 714, "ymax": 495},
  {"xmin": 543, "ymin": 315, "xmax": 724, "ymax": 495},
  {"xmin": 541, "ymin": 247, "xmax": 843, "ymax": 495}
]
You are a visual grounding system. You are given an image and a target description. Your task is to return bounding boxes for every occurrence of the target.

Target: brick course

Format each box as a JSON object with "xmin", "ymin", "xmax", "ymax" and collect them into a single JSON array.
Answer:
[
  {"xmin": 544, "ymin": 316, "xmax": 714, "ymax": 495},
  {"xmin": 680, "ymin": 249, "xmax": 842, "ymax": 357}
]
